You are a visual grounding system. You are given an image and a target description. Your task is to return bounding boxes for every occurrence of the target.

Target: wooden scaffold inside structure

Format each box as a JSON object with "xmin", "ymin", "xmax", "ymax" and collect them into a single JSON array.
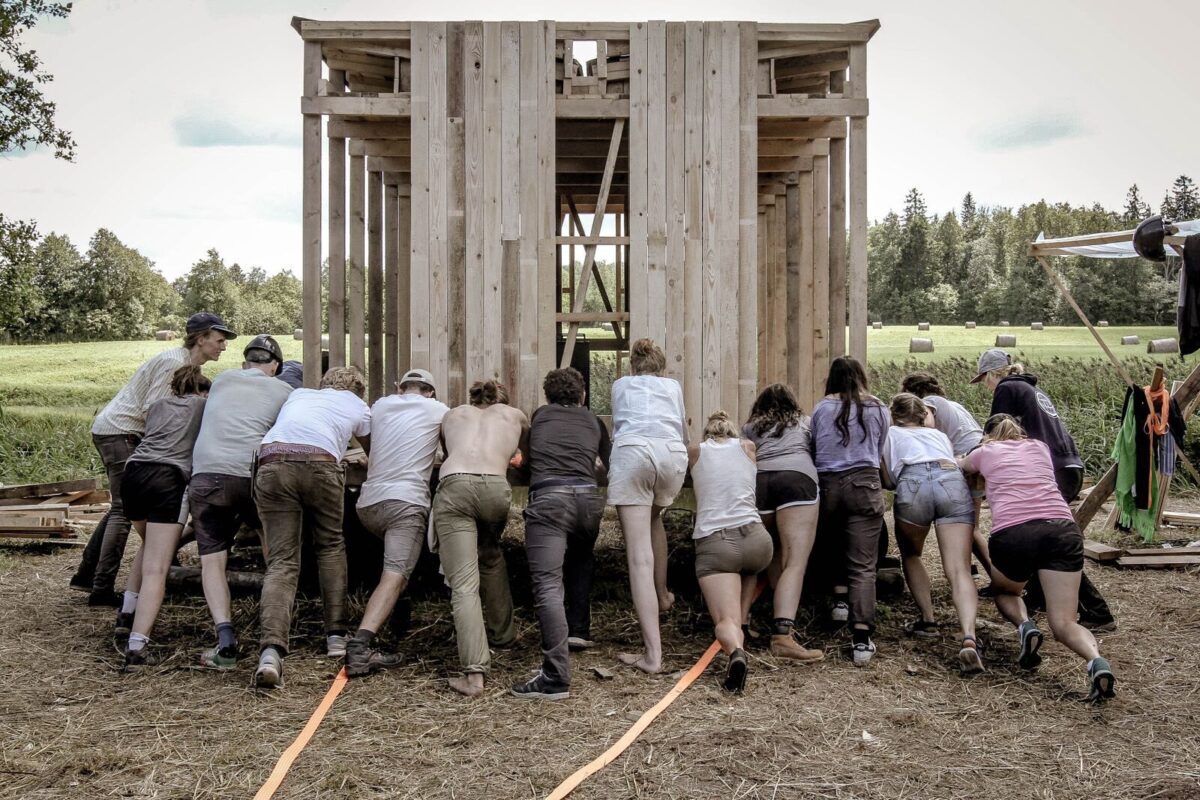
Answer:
[{"xmin": 293, "ymin": 18, "xmax": 878, "ymax": 434}]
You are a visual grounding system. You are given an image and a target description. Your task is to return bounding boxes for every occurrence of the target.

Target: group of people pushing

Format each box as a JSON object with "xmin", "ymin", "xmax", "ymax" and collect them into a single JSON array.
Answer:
[{"xmin": 70, "ymin": 312, "xmax": 1117, "ymax": 702}]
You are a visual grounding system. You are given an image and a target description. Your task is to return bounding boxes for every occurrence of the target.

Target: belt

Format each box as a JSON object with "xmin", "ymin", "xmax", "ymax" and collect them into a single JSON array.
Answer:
[
  {"xmin": 531, "ymin": 483, "xmax": 598, "ymax": 499},
  {"xmin": 258, "ymin": 452, "xmax": 337, "ymax": 465}
]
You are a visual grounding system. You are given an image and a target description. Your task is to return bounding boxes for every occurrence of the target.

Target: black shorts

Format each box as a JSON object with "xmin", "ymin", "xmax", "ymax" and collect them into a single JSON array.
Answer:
[
  {"xmin": 989, "ymin": 518, "xmax": 1084, "ymax": 583},
  {"xmin": 189, "ymin": 472, "xmax": 260, "ymax": 556},
  {"xmin": 121, "ymin": 461, "xmax": 188, "ymax": 525},
  {"xmin": 755, "ymin": 470, "xmax": 819, "ymax": 513}
]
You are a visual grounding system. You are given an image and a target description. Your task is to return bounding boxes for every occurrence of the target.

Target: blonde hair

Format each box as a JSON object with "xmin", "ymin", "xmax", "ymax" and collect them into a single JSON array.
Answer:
[
  {"xmin": 988, "ymin": 363, "xmax": 1025, "ymax": 382},
  {"xmin": 889, "ymin": 393, "xmax": 928, "ymax": 427},
  {"xmin": 321, "ymin": 366, "xmax": 366, "ymax": 397},
  {"xmin": 629, "ymin": 338, "xmax": 666, "ymax": 376},
  {"xmin": 983, "ymin": 413, "xmax": 1026, "ymax": 442},
  {"xmin": 703, "ymin": 410, "xmax": 739, "ymax": 440}
]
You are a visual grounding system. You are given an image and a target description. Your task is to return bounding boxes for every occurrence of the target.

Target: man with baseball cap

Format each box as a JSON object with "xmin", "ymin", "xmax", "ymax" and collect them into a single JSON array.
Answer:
[
  {"xmin": 72, "ymin": 312, "xmax": 236, "ymax": 608},
  {"xmin": 187, "ymin": 334, "xmax": 292, "ymax": 669},
  {"xmin": 345, "ymin": 368, "xmax": 449, "ymax": 678}
]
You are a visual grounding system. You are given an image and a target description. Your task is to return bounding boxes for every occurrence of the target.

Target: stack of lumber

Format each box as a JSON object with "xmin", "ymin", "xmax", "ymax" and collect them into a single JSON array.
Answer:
[
  {"xmin": 1084, "ymin": 538, "xmax": 1200, "ymax": 569},
  {"xmin": 0, "ymin": 479, "xmax": 110, "ymax": 542}
]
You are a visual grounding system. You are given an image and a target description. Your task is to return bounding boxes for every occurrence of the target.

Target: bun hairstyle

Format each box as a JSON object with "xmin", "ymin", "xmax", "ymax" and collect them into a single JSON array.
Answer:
[
  {"xmin": 983, "ymin": 412, "xmax": 1026, "ymax": 442},
  {"xmin": 170, "ymin": 365, "xmax": 212, "ymax": 397},
  {"xmin": 321, "ymin": 366, "xmax": 367, "ymax": 398},
  {"xmin": 629, "ymin": 337, "xmax": 667, "ymax": 376},
  {"xmin": 703, "ymin": 410, "xmax": 739, "ymax": 440},
  {"xmin": 900, "ymin": 371, "xmax": 944, "ymax": 398},
  {"xmin": 469, "ymin": 379, "xmax": 510, "ymax": 407},
  {"xmin": 889, "ymin": 392, "xmax": 929, "ymax": 427},
  {"xmin": 989, "ymin": 363, "xmax": 1026, "ymax": 382}
]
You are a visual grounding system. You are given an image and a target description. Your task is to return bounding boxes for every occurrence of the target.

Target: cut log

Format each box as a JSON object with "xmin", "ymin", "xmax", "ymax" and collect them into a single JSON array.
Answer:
[
  {"xmin": 1116, "ymin": 555, "xmax": 1200, "ymax": 569},
  {"xmin": 0, "ymin": 478, "xmax": 97, "ymax": 501},
  {"xmin": 995, "ymin": 334, "xmax": 1017, "ymax": 347},
  {"xmin": 909, "ymin": 337, "xmax": 933, "ymax": 353},
  {"xmin": 1030, "ymin": 322, "xmax": 1044, "ymax": 330},
  {"xmin": 1148, "ymin": 338, "xmax": 1179, "ymax": 354},
  {"xmin": 1121, "ymin": 335, "xmax": 1139, "ymax": 345},
  {"xmin": 1083, "ymin": 540, "xmax": 1123, "ymax": 562},
  {"xmin": 167, "ymin": 566, "xmax": 264, "ymax": 592}
]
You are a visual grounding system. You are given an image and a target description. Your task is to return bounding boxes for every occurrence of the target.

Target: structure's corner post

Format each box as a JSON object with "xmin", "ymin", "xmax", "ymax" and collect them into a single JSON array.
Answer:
[
  {"xmin": 736, "ymin": 21, "xmax": 758, "ymax": 421},
  {"xmin": 846, "ymin": 43, "xmax": 868, "ymax": 364},
  {"xmin": 302, "ymin": 40, "xmax": 324, "ymax": 388},
  {"xmin": 327, "ymin": 68, "xmax": 347, "ymax": 369}
]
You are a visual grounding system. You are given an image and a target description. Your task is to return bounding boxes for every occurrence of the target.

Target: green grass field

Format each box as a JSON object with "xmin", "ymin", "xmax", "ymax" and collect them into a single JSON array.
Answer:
[{"xmin": 866, "ymin": 324, "xmax": 1186, "ymax": 363}]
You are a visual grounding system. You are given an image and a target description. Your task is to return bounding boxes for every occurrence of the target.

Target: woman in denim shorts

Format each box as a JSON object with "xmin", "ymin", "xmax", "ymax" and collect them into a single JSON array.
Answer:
[{"xmin": 881, "ymin": 394, "xmax": 981, "ymax": 674}]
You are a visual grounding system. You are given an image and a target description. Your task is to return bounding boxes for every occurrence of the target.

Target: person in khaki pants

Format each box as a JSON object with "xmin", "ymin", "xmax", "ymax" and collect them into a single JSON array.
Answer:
[{"xmin": 433, "ymin": 380, "xmax": 528, "ymax": 697}]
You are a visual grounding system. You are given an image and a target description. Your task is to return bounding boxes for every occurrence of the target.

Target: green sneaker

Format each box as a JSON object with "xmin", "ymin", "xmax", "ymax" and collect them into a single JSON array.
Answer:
[{"xmin": 199, "ymin": 646, "xmax": 238, "ymax": 671}]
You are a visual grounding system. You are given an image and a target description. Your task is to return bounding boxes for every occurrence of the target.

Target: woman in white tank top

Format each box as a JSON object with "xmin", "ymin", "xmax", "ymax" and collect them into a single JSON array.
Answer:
[{"xmin": 688, "ymin": 411, "xmax": 773, "ymax": 693}]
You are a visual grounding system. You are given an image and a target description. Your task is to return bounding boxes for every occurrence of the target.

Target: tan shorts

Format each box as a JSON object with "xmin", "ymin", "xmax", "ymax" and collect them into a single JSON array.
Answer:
[
  {"xmin": 357, "ymin": 499, "xmax": 428, "ymax": 579},
  {"xmin": 694, "ymin": 522, "xmax": 774, "ymax": 580},
  {"xmin": 606, "ymin": 435, "xmax": 688, "ymax": 507}
]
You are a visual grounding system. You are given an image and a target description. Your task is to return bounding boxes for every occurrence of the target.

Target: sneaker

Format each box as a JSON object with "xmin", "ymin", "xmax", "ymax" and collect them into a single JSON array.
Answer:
[
  {"xmin": 123, "ymin": 647, "xmax": 160, "ymax": 670},
  {"xmin": 852, "ymin": 638, "xmax": 876, "ymax": 667},
  {"xmin": 88, "ymin": 589, "xmax": 121, "ymax": 608},
  {"xmin": 770, "ymin": 633, "xmax": 824, "ymax": 663},
  {"xmin": 510, "ymin": 671, "xmax": 570, "ymax": 700},
  {"xmin": 567, "ymin": 637, "xmax": 596, "ymax": 652},
  {"xmin": 723, "ymin": 648, "xmax": 749, "ymax": 693},
  {"xmin": 254, "ymin": 649, "xmax": 284, "ymax": 689},
  {"xmin": 904, "ymin": 619, "xmax": 940, "ymax": 640},
  {"xmin": 830, "ymin": 600, "xmax": 850, "ymax": 623},
  {"xmin": 326, "ymin": 634, "xmax": 348, "ymax": 658},
  {"xmin": 1017, "ymin": 620, "xmax": 1044, "ymax": 671},
  {"xmin": 958, "ymin": 637, "xmax": 984, "ymax": 675},
  {"xmin": 1086, "ymin": 656, "xmax": 1117, "ymax": 701},
  {"xmin": 199, "ymin": 646, "xmax": 238, "ymax": 671},
  {"xmin": 345, "ymin": 639, "xmax": 403, "ymax": 678},
  {"xmin": 69, "ymin": 572, "xmax": 93, "ymax": 593},
  {"xmin": 113, "ymin": 612, "xmax": 134, "ymax": 638}
]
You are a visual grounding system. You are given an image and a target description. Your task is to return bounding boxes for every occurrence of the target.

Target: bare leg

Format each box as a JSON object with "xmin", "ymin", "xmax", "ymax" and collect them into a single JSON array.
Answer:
[
  {"xmin": 989, "ymin": 567, "xmax": 1029, "ymax": 627},
  {"xmin": 200, "ymin": 550, "xmax": 232, "ymax": 626},
  {"xmin": 125, "ymin": 522, "xmax": 147, "ymax": 594},
  {"xmin": 617, "ymin": 505, "xmax": 662, "ymax": 673},
  {"xmin": 772, "ymin": 504, "xmax": 818, "ymax": 620},
  {"xmin": 934, "ymin": 522, "xmax": 977, "ymax": 639},
  {"xmin": 128, "ymin": 522, "xmax": 183, "ymax": 640},
  {"xmin": 359, "ymin": 573, "xmax": 408, "ymax": 634},
  {"xmin": 650, "ymin": 505, "xmax": 674, "ymax": 613},
  {"xmin": 699, "ymin": 573, "xmax": 745, "ymax": 654},
  {"xmin": 895, "ymin": 519, "xmax": 934, "ymax": 623},
  {"xmin": 1040, "ymin": 569, "xmax": 1100, "ymax": 662}
]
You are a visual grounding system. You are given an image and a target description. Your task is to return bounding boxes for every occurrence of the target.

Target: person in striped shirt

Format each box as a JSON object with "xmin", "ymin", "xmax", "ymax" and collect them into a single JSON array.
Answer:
[{"xmin": 70, "ymin": 312, "xmax": 236, "ymax": 608}]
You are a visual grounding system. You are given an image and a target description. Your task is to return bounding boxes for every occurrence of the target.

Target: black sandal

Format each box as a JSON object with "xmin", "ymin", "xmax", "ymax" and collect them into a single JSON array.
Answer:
[{"xmin": 904, "ymin": 619, "xmax": 940, "ymax": 640}]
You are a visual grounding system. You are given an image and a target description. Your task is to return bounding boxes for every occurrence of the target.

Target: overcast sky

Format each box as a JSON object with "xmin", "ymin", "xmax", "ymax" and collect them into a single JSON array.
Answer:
[{"xmin": 2, "ymin": 0, "xmax": 1196, "ymax": 279}]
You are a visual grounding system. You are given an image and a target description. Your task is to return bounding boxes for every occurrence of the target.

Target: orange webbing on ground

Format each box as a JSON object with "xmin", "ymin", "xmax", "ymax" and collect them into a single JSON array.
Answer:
[
  {"xmin": 253, "ymin": 667, "xmax": 350, "ymax": 800},
  {"xmin": 544, "ymin": 640, "xmax": 723, "ymax": 800}
]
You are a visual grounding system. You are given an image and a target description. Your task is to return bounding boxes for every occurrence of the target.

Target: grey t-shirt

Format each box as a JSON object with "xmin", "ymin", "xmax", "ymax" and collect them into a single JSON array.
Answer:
[
  {"xmin": 127, "ymin": 395, "xmax": 207, "ymax": 480},
  {"xmin": 191, "ymin": 368, "xmax": 294, "ymax": 477},
  {"xmin": 923, "ymin": 394, "xmax": 983, "ymax": 456},
  {"xmin": 740, "ymin": 417, "xmax": 818, "ymax": 483}
]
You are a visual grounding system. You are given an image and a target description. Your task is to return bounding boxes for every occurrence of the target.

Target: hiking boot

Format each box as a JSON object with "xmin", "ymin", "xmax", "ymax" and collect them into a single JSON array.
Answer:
[
  {"xmin": 830, "ymin": 600, "xmax": 850, "ymax": 624},
  {"xmin": 69, "ymin": 572, "xmax": 93, "ymax": 593},
  {"xmin": 510, "ymin": 671, "xmax": 570, "ymax": 700},
  {"xmin": 254, "ymin": 649, "xmax": 284, "ymax": 689},
  {"xmin": 1017, "ymin": 620, "xmax": 1044, "ymax": 670},
  {"xmin": 852, "ymin": 638, "xmax": 877, "ymax": 667},
  {"xmin": 1086, "ymin": 656, "xmax": 1117, "ymax": 702},
  {"xmin": 123, "ymin": 647, "xmax": 160, "ymax": 670},
  {"xmin": 770, "ymin": 633, "xmax": 824, "ymax": 663},
  {"xmin": 723, "ymin": 648, "xmax": 749, "ymax": 693},
  {"xmin": 567, "ymin": 636, "xmax": 596, "ymax": 652},
  {"xmin": 113, "ymin": 612, "xmax": 134, "ymax": 639},
  {"xmin": 88, "ymin": 589, "xmax": 121, "ymax": 608},
  {"xmin": 345, "ymin": 639, "xmax": 403, "ymax": 678},
  {"xmin": 199, "ymin": 646, "xmax": 238, "ymax": 671},
  {"xmin": 326, "ymin": 634, "xmax": 347, "ymax": 658}
]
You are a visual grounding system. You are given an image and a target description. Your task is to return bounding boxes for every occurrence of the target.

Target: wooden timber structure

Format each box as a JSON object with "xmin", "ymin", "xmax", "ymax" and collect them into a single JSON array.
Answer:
[{"xmin": 293, "ymin": 18, "xmax": 878, "ymax": 433}]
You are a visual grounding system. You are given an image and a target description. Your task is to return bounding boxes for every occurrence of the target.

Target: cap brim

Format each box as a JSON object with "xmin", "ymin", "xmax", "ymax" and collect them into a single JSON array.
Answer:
[
  {"xmin": 969, "ymin": 372, "xmax": 986, "ymax": 384},
  {"xmin": 211, "ymin": 325, "xmax": 237, "ymax": 339}
]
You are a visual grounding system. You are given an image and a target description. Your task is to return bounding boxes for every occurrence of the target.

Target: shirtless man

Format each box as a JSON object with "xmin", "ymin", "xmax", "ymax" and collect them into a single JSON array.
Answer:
[{"xmin": 433, "ymin": 380, "xmax": 529, "ymax": 697}]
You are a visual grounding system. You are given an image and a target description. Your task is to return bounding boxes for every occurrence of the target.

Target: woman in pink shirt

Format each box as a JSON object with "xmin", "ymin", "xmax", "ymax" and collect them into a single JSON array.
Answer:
[{"xmin": 960, "ymin": 414, "xmax": 1116, "ymax": 702}]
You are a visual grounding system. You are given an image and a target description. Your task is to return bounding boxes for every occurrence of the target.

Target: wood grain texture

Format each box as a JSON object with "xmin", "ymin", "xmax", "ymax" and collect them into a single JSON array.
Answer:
[
  {"xmin": 367, "ymin": 170, "xmax": 384, "ymax": 401},
  {"xmin": 737, "ymin": 21, "xmax": 758, "ymax": 419},
  {"xmin": 326, "ymin": 68, "xmax": 347, "ymax": 368},
  {"xmin": 348, "ymin": 154, "xmax": 366, "ymax": 372},
  {"xmin": 301, "ymin": 41, "xmax": 323, "ymax": 387},
  {"xmin": 847, "ymin": 44, "xmax": 868, "ymax": 363},
  {"xmin": 409, "ymin": 22, "xmax": 431, "ymax": 371},
  {"xmin": 627, "ymin": 21, "xmax": 649, "ymax": 343},
  {"xmin": 664, "ymin": 22, "xmax": 687, "ymax": 385}
]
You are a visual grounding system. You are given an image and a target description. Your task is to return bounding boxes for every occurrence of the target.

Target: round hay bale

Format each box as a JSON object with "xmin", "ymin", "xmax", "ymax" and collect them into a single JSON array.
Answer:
[
  {"xmin": 1030, "ymin": 322, "xmax": 1044, "ymax": 331},
  {"xmin": 909, "ymin": 337, "xmax": 934, "ymax": 353},
  {"xmin": 293, "ymin": 328, "xmax": 304, "ymax": 340},
  {"xmin": 154, "ymin": 329, "xmax": 176, "ymax": 341},
  {"xmin": 917, "ymin": 322, "xmax": 930, "ymax": 331},
  {"xmin": 1147, "ymin": 338, "xmax": 1179, "ymax": 354},
  {"xmin": 999, "ymin": 320, "xmax": 1010, "ymax": 327},
  {"xmin": 1098, "ymin": 320, "xmax": 1109, "ymax": 327},
  {"xmin": 964, "ymin": 321, "xmax": 976, "ymax": 329},
  {"xmin": 1121, "ymin": 335, "xmax": 1140, "ymax": 345},
  {"xmin": 995, "ymin": 334, "xmax": 1017, "ymax": 347},
  {"xmin": 872, "ymin": 321, "xmax": 883, "ymax": 330}
]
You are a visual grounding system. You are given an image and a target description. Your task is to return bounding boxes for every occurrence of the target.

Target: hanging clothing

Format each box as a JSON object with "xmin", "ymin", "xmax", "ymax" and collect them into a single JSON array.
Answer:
[
  {"xmin": 1178, "ymin": 234, "xmax": 1200, "ymax": 356},
  {"xmin": 1112, "ymin": 388, "xmax": 1159, "ymax": 541}
]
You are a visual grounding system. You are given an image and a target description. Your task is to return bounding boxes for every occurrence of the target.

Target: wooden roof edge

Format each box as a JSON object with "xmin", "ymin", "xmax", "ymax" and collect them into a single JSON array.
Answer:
[{"xmin": 290, "ymin": 16, "xmax": 309, "ymax": 36}]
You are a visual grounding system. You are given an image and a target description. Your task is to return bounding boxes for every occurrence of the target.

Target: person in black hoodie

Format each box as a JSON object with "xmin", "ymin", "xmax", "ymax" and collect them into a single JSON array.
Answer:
[{"xmin": 971, "ymin": 349, "xmax": 1116, "ymax": 631}]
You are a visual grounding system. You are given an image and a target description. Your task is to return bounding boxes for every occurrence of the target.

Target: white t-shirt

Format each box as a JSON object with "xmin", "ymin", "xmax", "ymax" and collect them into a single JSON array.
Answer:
[
  {"xmin": 610, "ymin": 375, "xmax": 688, "ymax": 444},
  {"xmin": 261, "ymin": 388, "xmax": 372, "ymax": 460},
  {"xmin": 358, "ymin": 393, "xmax": 449, "ymax": 509},
  {"xmin": 883, "ymin": 425, "xmax": 956, "ymax": 484}
]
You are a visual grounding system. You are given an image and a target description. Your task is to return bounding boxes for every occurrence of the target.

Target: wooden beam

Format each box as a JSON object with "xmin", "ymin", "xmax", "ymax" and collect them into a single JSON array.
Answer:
[
  {"xmin": 301, "ymin": 95, "xmax": 411, "ymax": 117},
  {"xmin": 301, "ymin": 41, "xmax": 323, "ymax": 387},
  {"xmin": 295, "ymin": 19, "xmax": 413, "ymax": 40},
  {"xmin": 756, "ymin": 20, "xmax": 880, "ymax": 41},
  {"xmin": 349, "ymin": 139, "xmax": 411, "ymax": 157},
  {"xmin": 328, "ymin": 120, "xmax": 410, "ymax": 139},
  {"xmin": 846, "ymin": 44, "xmax": 868, "ymax": 364},
  {"xmin": 557, "ymin": 311, "xmax": 631, "ymax": 323},
  {"xmin": 758, "ymin": 118, "xmax": 846, "ymax": 139},
  {"xmin": 556, "ymin": 98, "xmax": 631, "ymax": 118},
  {"xmin": 757, "ymin": 96, "xmax": 868, "ymax": 118}
]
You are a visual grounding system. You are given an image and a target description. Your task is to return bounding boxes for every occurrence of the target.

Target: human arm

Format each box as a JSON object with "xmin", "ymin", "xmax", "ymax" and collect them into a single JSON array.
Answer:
[
  {"xmin": 594, "ymin": 413, "xmax": 612, "ymax": 481},
  {"xmin": 740, "ymin": 439, "xmax": 757, "ymax": 464}
]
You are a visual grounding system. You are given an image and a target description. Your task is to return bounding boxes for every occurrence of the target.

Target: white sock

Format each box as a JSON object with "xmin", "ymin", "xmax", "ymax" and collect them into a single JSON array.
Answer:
[
  {"xmin": 128, "ymin": 632, "xmax": 149, "ymax": 652},
  {"xmin": 121, "ymin": 591, "xmax": 139, "ymax": 614},
  {"xmin": 1087, "ymin": 657, "xmax": 1098, "ymax": 671}
]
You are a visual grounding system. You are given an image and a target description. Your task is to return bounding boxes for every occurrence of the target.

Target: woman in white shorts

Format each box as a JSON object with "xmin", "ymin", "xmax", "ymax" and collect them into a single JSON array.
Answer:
[
  {"xmin": 881, "ymin": 393, "xmax": 981, "ymax": 674},
  {"xmin": 608, "ymin": 338, "xmax": 688, "ymax": 674}
]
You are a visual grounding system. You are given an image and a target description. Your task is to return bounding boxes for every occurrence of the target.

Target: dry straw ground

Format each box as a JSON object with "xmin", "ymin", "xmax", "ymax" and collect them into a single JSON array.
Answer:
[{"xmin": 1, "ymin": 509, "xmax": 1198, "ymax": 800}]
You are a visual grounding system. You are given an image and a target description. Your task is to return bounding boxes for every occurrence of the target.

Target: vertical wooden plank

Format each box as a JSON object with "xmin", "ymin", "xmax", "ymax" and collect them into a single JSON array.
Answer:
[
  {"xmin": 847, "ymin": 44, "xmax": 868, "ymax": 364},
  {"xmin": 737, "ymin": 21, "xmax": 757, "ymax": 419},
  {"xmin": 397, "ymin": 183, "xmax": 411, "ymax": 381},
  {"xmin": 348, "ymin": 153, "xmax": 366, "ymax": 372},
  {"xmin": 683, "ymin": 21, "xmax": 703, "ymax": 438},
  {"xmin": 409, "ymin": 22, "xmax": 431, "ymax": 371},
  {"xmin": 428, "ymin": 22, "xmax": 450, "ymax": 396},
  {"xmin": 644, "ymin": 21, "xmax": 668, "ymax": 349},
  {"xmin": 367, "ymin": 170, "xmax": 384, "ymax": 401},
  {"xmin": 756, "ymin": 208, "xmax": 767, "ymax": 386},
  {"xmin": 519, "ymin": 21, "xmax": 541, "ymax": 412},
  {"xmin": 785, "ymin": 182, "xmax": 800, "ymax": 392},
  {"xmin": 812, "ymin": 154, "xmax": 831, "ymax": 407},
  {"xmin": 718, "ymin": 22, "xmax": 740, "ymax": 417},
  {"xmin": 464, "ymin": 22, "xmax": 485, "ymax": 386},
  {"xmin": 799, "ymin": 170, "xmax": 815, "ymax": 408},
  {"xmin": 773, "ymin": 199, "xmax": 788, "ymax": 385},
  {"xmin": 326, "ymin": 68, "xmax": 347, "ymax": 369},
  {"xmin": 700, "ymin": 21, "xmax": 722, "ymax": 420},
  {"xmin": 383, "ymin": 182, "xmax": 399, "ymax": 400},
  {"xmin": 664, "ymin": 22, "xmax": 686, "ymax": 385},
  {"xmin": 497, "ymin": 22, "xmax": 517, "ymax": 385},
  {"xmin": 828, "ymin": 68, "xmax": 848, "ymax": 360},
  {"xmin": 301, "ymin": 41, "xmax": 322, "ymax": 387},
  {"xmin": 536, "ymin": 20, "xmax": 558, "ymax": 408},
  {"xmin": 627, "ymin": 21, "xmax": 649, "ymax": 343},
  {"xmin": 446, "ymin": 22, "xmax": 466, "ymax": 406}
]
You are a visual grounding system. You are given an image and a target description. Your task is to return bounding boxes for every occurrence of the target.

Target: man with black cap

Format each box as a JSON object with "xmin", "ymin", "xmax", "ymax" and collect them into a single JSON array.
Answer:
[
  {"xmin": 72, "ymin": 312, "xmax": 235, "ymax": 608},
  {"xmin": 187, "ymin": 334, "xmax": 292, "ymax": 669},
  {"xmin": 345, "ymin": 368, "xmax": 449, "ymax": 678}
]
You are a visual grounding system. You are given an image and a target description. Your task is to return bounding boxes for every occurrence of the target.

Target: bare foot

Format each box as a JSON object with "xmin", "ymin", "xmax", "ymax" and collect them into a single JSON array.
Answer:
[
  {"xmin": 657, "ymin": 591, "xmax": 675, "ymax": 614},
  {"xmin": 617, "ymin": 652, "xmax": 662, "ymax": 674},
  {"xmin": 448, "ymin": 673, "xmax": 485, "ymax": 697}
]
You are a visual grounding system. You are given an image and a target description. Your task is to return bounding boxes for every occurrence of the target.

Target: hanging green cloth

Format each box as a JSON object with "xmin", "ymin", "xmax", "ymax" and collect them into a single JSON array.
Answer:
[{"xmin": 1112, "ymin": 390, "xmax": 1160, "ymax": 542}]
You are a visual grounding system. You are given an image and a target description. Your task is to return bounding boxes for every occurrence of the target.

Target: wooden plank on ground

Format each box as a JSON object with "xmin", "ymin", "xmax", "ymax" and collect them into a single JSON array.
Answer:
[
  {"xmin": 1116, "ymin": 555, "xmax": 1200, "ymax": 569},
  {"xmin": 0, "ymin": 479, "xmax": 98, "ymax": 501},
  {"xmin": 1125, "ymin": 545, "xmax": 1200, "ymax": 557},
  {"xmin": 1083, "ymin": 540, "xmax": 1124, "ymax": 562},
  {"xmin": 1162, "ymin": 511, "xmax": 1200, "ymax": 527}
]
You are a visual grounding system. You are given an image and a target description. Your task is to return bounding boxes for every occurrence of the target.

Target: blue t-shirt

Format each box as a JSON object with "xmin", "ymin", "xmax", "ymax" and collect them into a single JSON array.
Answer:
[{"xmin": 810, "ymin": 397, "xmax": 890, "ymax": 473}]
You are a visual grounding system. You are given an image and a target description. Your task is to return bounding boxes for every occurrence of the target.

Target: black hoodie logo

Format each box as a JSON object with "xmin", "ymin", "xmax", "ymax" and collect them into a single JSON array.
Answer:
[{"xmin": 1035, "ymin": 390, "xmax": 1059, "ymax": 418}]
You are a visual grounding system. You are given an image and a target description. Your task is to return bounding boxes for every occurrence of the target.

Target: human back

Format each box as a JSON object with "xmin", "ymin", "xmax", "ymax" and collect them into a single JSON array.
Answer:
[
  {"xmin": 440, "ymin": 381, "xmax": 526, "ymax": 477},
  {"xmin": 192, "ymin": 367, "xmax": 293, "ymax": 477},
  {"xmin": 359, "ymin": 391, "xmax": 449, "ymax": 507}
]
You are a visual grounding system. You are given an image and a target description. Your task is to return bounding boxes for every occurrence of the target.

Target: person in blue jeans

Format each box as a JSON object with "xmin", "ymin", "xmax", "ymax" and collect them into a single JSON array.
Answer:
[{"xmin": 881, "ymin": 394, "xmax": 981, "ymax": 674}]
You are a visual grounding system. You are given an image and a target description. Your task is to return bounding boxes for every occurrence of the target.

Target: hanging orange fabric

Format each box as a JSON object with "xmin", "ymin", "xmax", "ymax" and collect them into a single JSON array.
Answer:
[{"xmin": 1144, "ymin": 385, "xmax": 1170, "ymax": 437}]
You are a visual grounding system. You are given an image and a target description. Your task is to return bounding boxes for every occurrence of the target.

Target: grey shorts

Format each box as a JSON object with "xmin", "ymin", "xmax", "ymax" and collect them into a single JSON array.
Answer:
[
  {"xmin": 694, "ymin": 522, "xmax": 774, "ymax": 580},
  {"xmin": 893, "ymin": 462, "xmax": 975, "ymax": 527},
  {"xmin": 357, "ymin": 499, "xmax": 428, "ymax": 579}
]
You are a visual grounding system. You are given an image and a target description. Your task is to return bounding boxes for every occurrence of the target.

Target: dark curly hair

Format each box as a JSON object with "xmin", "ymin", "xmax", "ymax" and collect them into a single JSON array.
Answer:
[
  {"xmin": 469, "ymin": 380, "xmax": 509, "ymax": 407},
  {"xmin": 543, "ymin": 367, "xmax": 586, "ymax": 406},
  {"xmin": 901, "ymin": 371, "xmax": 945, "ymax": 398},
  {"xmin": 746, "ymin": 383, "xmax": 803, "ymax": 438}
]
